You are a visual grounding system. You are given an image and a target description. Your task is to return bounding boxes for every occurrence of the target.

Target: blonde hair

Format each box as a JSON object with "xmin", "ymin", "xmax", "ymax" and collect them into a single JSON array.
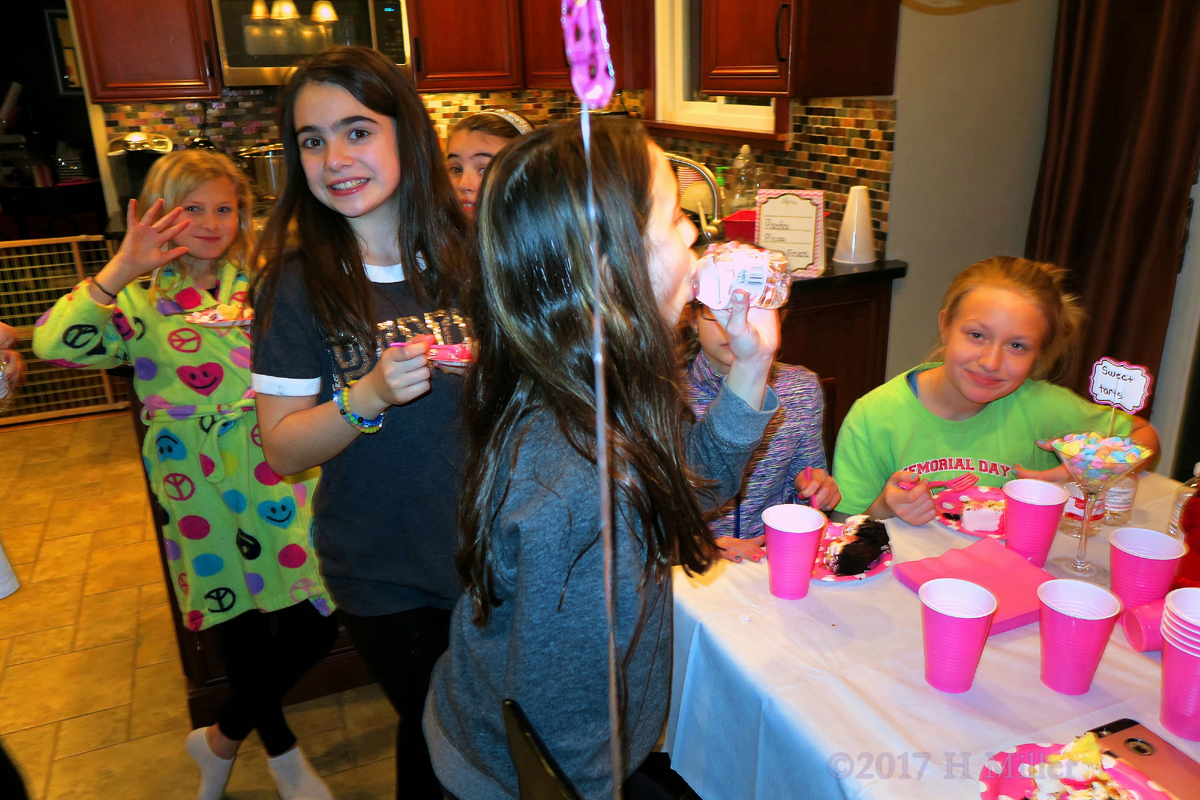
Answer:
[
  {"xmin": 934, "ymin": 256, "xmax": 1086, "ymax": 382},
  {"xmin": 137, "ymin": 150, "xmax": 255, "ymax": 295}
]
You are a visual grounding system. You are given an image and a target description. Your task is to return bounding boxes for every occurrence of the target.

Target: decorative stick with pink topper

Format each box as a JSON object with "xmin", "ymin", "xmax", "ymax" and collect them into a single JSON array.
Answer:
[{"xmin": 560, "ymin": 2, "xmax": 622, "ymax": 797}]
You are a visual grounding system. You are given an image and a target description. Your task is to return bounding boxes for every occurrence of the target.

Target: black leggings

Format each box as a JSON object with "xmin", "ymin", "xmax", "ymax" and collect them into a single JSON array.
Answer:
[
  {"xmin": 339, "ymin": 606, "xmax": 452, "ymax": 800},
  {"xmin": 214, "ymin": 601, "xmax": 339, "ymax": 756}
]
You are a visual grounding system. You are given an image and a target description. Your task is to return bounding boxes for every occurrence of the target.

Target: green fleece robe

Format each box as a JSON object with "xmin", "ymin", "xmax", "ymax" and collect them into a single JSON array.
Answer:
[{"xmin": 32, "ymin": 264, "xmax": 331, "ymax": 631}]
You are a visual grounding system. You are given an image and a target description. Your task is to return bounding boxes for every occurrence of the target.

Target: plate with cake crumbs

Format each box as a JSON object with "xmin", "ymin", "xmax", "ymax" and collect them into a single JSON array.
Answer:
[
  {"xmin": 978, "ymin": 735, "xmax": 1168, "ymax": 800},
  {"xmin": 185, "ymin": 304, "xmax": 253, "ymax": 328},
  {"xmin": 810, "ymin": 516, "xmax": 892, "ymax": 582},
  {"xmin": 935, "ymin": 485, "xmax": 1006, "ymax": 539}
]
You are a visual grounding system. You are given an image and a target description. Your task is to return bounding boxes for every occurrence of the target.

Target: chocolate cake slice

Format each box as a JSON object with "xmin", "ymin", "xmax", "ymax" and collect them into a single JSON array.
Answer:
[{"xmin": 823, "ymin": 515, "xmax": 891, "ymax": 576}]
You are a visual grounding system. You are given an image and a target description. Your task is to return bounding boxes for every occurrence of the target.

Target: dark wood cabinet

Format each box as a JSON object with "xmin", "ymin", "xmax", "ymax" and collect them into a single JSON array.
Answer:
[
  {"xmin": 523, "ymin": 0, "xmax": 655, "ymax": 91},
  {"xmin": 776, "ymin": 262, "xmax": 906, "ymax": 464},
  {"xmin": 71, "ymin": 0, "xmax": 222, "ymax": 102},
  {"xmin": 699, "ymin": 0, "xmax": 900, "ymax": 98},
  {"xmin": 522, "ymin": 0, "xmax": 571, "ymax": 89},
  {"xmin": 699, "ymin": 0, "xmax": 795, "ymax": 96},
  {"xmin": 408, "ymin": 0, "xmax": 524, "ymax": 92}
]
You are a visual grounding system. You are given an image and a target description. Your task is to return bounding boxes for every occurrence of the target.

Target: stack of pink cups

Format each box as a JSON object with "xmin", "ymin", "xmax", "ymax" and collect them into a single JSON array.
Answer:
[
  {"xmin": 918, "ymin": 578, "xmax": 997, "ymax": 693},
  {"xmin": 1111, "ymin": 528, "xmax": 1186, "ymax": 652},
  {"xmin": 1161, "ymin": 588, "xmax": 1200, "ymax": 740},
  {"xmin": 1037, "ymin": 579, "xmax": 1121, "ymax": 694}
]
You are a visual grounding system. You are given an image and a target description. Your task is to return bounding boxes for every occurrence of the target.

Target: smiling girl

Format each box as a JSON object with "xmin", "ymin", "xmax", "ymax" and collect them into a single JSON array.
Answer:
[
  {"xmin": 833, "ymin": 256, "xmax": 1158, "ymax": 525},
  {"xmin": 249, "ymin": 47, "xmax": 473, "ymax": 800},
  {"xmin": 32, "ymin": 150, "xmax": 336, "ymax": 800}
]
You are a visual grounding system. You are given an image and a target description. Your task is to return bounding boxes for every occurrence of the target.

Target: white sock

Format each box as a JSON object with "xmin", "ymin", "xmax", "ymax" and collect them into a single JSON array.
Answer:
[
  {"xmin": 184, "ymin": 727, "xmax": 235, "ymax": 800},
  {"xmin": 265, "ymin": 745, "xmax": 333, "ymax": 800}
]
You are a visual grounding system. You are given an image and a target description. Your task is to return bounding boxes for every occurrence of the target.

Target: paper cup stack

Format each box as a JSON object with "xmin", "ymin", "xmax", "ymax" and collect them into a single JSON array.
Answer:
[{"xmin": 1161, "ymin": 588, "xmax": 1200, "ymax": 740}]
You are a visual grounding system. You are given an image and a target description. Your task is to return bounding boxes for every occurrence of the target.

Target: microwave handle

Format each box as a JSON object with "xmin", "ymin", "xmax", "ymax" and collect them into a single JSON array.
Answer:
[{"xmin": 412, "ymin": 37, "xmax": 422, "ymax": 74}]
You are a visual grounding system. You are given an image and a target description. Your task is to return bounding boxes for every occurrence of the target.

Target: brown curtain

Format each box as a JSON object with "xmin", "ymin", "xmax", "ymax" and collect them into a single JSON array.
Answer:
[{"xmin": 1026, "ymin": 0, "xmax": 1200, "ymax": 409}]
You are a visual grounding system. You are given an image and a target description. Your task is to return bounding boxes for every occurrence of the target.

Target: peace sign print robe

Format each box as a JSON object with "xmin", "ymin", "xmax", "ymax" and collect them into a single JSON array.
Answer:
[{"xmin": 32, "ymin": 263, "xmax": 332, "ymax": 631}]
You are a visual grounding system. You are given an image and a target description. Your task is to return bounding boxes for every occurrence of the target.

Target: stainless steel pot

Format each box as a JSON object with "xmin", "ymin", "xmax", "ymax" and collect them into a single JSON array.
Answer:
[{"xmin": 235, "ymin": 144, "xmax": 286, "ymax": 201}]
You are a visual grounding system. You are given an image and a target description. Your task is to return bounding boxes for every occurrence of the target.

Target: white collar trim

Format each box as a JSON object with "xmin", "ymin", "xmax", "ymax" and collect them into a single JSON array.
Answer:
[
  {"xmin": 364, "ymin": 262, "xmax": 405, "ymax": 283},
  {"xmin": 363, "ymin": 254, "xmax": 425, "ymax": 284}
]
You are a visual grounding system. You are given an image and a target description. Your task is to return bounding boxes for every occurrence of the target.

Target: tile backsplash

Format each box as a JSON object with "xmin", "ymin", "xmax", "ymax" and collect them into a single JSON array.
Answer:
[{"xmin": 101, "ymin": 89, "xmax": 891, "ymax": 257}]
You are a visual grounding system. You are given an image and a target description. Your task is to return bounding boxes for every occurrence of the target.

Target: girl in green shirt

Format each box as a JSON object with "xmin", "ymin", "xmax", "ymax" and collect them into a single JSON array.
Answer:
[{"xmin": 833, "ymin": 256, "xmax": 1158, "ymax": 523}]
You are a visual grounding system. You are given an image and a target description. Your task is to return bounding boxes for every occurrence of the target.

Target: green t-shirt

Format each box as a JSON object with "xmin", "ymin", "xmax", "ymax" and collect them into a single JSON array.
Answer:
[{"xmin": 832, "ymin": 363, "xmax": 1133, "ymax": 514}]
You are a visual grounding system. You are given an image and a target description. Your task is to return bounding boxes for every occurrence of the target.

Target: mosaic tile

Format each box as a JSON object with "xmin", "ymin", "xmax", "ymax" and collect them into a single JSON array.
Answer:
[{"xmin": 101, "ymin": 90, "xmax": 891, "ymax": 257}]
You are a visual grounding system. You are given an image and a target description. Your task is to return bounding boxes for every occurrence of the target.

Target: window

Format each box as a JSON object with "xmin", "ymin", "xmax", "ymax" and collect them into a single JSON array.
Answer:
[{"xmin": 653, "ymin": 0, "xmax": 777, "ymax": 133}]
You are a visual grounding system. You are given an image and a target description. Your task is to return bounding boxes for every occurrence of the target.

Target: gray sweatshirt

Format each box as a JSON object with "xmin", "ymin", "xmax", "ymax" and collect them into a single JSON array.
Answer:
[{"xmin": 424, "ymin": 384, "xmax": 777, "ymax": 800}]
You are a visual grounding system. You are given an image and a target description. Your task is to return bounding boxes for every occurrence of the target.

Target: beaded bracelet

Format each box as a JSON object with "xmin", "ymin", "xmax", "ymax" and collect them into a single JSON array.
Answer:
[{"xmin": 333, "ymin": 381, "xmax": 384, "ymax": 434}]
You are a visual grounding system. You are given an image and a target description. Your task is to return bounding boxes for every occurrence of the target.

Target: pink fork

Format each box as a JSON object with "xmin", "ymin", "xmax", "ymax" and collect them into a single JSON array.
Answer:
[{"xmin": 897, "ymin": 474, "xmax": 979, "ymax": 492}]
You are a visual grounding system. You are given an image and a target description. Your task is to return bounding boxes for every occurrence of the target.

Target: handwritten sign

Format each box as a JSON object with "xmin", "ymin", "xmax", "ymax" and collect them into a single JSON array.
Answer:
[
  {"xmin": 754, "ymin": 189, "xmax": 824, "ymax": 278},
  {"xmin": 1089, "ymin": 357, "xmax": 1153, "ymax": 414}
]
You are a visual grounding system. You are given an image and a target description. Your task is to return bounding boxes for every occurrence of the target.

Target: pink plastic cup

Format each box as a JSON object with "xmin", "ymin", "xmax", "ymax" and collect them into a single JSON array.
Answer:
[
  {"xmin": 1003, "ymin": 479, "xmax": 1069, "ymax": 567},
  {"xmin": 1166, "ymin": 588, "xmax": 1200, "ymax": 631},
  {"xmin": 918, "ymin": 578, "xmax": 997, "ymax": 693},
  {"xmin": 1122, "ymin": 599, "xmax": 1165, "ymax": 652},
  {"xmin": 1110, "ymin": 528, "xmax": 1186, "ymax": 608},
  {"xmin": 1163, "ymin": 615, "xmax": 1200, "ymax": 649},
  {"xmin": 1162, "ymin": 636, "xmax": 1200, "ymax": 740},
  {"xmin": 762, "ymin": 504, "xmax": 826, "ymax": 600},
  {"xmin": 1037, "ymin": 579, "xmax": 1121, "ymax": 695}
]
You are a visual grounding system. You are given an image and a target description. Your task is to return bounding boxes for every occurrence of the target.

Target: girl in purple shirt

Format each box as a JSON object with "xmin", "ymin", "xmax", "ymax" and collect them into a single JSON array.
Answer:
[{"xmin": 682, "ymin": 301, "xmax": 840, "ymax": 562}]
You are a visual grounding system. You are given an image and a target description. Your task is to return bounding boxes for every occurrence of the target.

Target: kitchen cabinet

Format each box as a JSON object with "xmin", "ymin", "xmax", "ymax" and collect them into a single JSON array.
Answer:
[
  {"xmin": 776, "ymin": 261, "xmax": 907, "ymax": 462},
  {"xmin": 408, "ymin": 0, "xmax": 524, "ymax": 92},
  {"xmin": 699, "ymin": 0, "xmax": 901, "ymax": 98},
  {"xmin": 71, "ymin": 0, "xmax": 222, "ymax": 102},
  {"xmin": 522, "ymin": 0, "xmax": 655, "ymax": 91}
]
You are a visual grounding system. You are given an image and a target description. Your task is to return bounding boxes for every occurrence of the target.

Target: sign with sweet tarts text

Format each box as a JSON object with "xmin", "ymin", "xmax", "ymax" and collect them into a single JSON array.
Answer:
[{"xmin": 1089, "ymin": 357, "xmax": 1153, "ymax": 414}]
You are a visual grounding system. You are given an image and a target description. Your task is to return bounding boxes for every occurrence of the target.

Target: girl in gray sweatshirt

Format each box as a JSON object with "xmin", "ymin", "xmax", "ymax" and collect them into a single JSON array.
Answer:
[{"xmin": 425, "ymin": 117, "xmax": 781, "ymax": 800}]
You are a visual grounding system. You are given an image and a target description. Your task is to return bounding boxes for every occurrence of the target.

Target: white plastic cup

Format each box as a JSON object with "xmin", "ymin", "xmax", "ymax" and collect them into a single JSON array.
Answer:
[
  {"xmin": 0, "ymin": 541, "xmax": 18, "ymax": 600},
  {"xmin": 832, "ymin": 186, "xmax": 877, "ymax": 264}
]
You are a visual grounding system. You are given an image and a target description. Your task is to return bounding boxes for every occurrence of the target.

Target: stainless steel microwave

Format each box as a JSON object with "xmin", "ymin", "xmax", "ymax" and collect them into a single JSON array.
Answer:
[{"xmin": 211, "ymin": 0, "xmax": 411, "ymax": 86}]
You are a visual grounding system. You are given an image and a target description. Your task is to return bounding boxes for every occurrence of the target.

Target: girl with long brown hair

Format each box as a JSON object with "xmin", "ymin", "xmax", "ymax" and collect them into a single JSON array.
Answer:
[
  {"xmin": 249, "ymin": 46, "xmax": 473, "ymax": 799},
  {"xmin": 424, "ymin": 116, "xmax": 781, "ymax": 799}
]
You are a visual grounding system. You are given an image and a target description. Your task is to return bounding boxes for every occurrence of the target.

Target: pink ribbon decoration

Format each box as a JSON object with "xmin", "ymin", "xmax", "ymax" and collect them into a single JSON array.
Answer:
[{"xmin": 561, "ymin": 0, "xmax": 616, "ymax": 109}]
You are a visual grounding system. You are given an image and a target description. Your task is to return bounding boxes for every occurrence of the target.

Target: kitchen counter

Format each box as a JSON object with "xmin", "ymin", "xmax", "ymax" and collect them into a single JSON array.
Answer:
[{"xmin": 794, "ymin": 258, "xmax": 907, "ymax": 291}]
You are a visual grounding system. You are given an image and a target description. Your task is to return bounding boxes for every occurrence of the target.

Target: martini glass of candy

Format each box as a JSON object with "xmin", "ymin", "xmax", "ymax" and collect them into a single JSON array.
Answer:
[{"xmin": 1046, "ymin": 430, "xmax": 1153, "ymax": 583}]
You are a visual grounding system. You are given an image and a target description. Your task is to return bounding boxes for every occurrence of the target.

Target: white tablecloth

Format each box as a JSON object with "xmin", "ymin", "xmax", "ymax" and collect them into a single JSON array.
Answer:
[{"xmin": 665, "ymin": 472, "xmax": 1198, "ymax": 799}]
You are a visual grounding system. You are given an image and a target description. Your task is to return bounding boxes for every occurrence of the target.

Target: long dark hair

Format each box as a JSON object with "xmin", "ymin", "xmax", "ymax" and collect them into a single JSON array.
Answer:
[
  {"xmin": 458, "ymin": 117, "xmax": 715, "ymax": 625},
  {"xmin": 252, "ymin": 46, "xmax": 472, "ymax": 344}
]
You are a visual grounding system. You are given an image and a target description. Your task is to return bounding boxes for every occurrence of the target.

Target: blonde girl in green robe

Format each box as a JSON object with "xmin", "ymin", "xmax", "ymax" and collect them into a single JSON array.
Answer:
[{"xmin": 33, "ymin": 150, "xmax": 338, "ymax": 800}]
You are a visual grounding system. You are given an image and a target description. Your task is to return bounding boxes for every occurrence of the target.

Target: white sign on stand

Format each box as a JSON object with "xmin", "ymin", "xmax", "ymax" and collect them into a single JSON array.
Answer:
[
  {"xmin": 754, "ymin": 189, "xmax": 824, "ymax": 278},
  {"xmin": 1089, "ymin": 357, "xmax": 1153, "ymax": 414}
]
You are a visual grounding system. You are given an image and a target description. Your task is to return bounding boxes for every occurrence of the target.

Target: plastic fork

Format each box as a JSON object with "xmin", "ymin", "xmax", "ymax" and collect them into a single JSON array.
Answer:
[{"xmin": 897, "ymin": 474, "xmax": 979, "ymax": 493}]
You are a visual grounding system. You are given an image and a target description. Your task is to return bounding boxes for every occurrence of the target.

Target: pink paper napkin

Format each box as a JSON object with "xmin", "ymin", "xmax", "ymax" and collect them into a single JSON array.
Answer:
[{"xmin": 894, "ymin": 538, "xmax": 1054, "ymax": 635}]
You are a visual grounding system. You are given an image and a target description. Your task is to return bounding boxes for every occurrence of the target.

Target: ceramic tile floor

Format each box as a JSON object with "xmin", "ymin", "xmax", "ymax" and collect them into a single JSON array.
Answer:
[{"xmin": 0, "ymin": 415, "xmax": 398, "ymax": 799}]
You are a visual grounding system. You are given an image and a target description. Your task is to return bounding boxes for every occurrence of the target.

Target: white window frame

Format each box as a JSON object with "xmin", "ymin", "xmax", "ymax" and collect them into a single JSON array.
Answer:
[{"xmin": 653, "ymin": 0, "xmax": 777, "ymax": 133}]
